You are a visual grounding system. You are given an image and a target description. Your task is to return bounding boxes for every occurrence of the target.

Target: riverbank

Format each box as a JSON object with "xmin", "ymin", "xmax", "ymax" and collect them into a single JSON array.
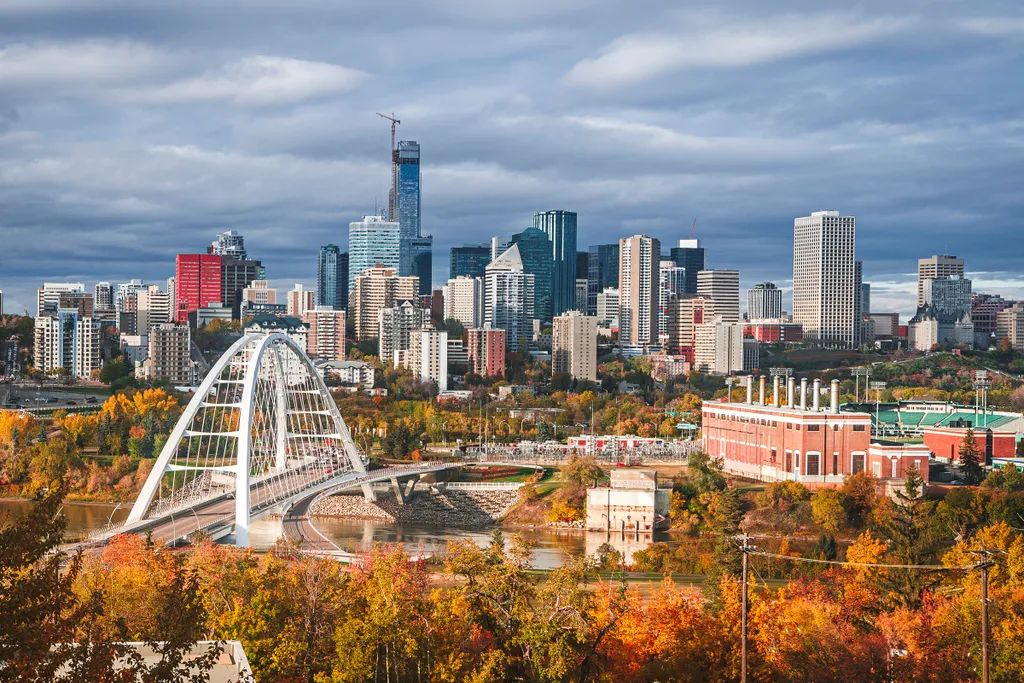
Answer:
[{"xmin": 311, "ymin": 488, "xmax": 521, "ymax": 529}]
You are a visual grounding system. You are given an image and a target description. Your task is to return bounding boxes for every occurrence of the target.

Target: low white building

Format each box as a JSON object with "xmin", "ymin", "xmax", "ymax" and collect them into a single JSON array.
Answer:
[
  {"xmin": 316, "ymin": 359, "xmax": 376, "ymax": 389},
  {"xmin": 585, "ymin": 469, "xmax": 670, "ymax": 532}
]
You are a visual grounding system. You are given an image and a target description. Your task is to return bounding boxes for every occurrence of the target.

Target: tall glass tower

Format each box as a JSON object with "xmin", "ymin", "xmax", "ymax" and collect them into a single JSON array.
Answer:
[
  {"xmin": 511, "ymin": 228, "xmax": 554, "ymax": 322},
  {"xmin": 587, "ymin": 244, "xmax": 619, "ymax": 315},
  {"xmin": 668, "ymin": 239, "xmax": 705, "ymax": 295},
  {"xmin": 533, "ymin": 210, "xmax": 577, "ymax": 316},
  {"xmin": 317, "ymin": 245, "xmax": 348, "ymax": 310}
]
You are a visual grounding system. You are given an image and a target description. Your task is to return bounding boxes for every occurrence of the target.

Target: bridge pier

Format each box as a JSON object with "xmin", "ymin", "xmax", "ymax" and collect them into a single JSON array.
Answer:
[
  {"xmin": 389, "ymin": 476, "xmax": 419, "ymax": 505},
  {"xmin": 360, "ymin": 482, "xmax": 377, "ymax": 503}
]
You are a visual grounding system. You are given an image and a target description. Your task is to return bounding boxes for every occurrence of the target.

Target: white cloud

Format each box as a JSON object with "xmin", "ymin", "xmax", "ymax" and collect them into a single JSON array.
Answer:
[
  {"xmin": 960, "ymin": 18, "xmax": 1024, "ymax": 37},
  {"xmin": 0, "ymin": 41, "xmax": 166, "ymax": 87},
  {"xmin": 565, "ymin": 14, "xmax": 912, "ymax": 89},
  {"xmin": 131, "ymin": 56, "xmax": 368, "ymax": 107}
]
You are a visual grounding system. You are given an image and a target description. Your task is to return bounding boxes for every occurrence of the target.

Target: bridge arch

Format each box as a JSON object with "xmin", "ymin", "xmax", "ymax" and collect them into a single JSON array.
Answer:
[{"xmin": 127, "ymin": 333, "xmax": 365, "ymax": 545}]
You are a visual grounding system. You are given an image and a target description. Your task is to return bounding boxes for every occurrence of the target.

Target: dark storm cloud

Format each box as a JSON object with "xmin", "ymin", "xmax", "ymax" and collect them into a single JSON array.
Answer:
[{"xmin": 0, "ymin": 0, "xmax": 1022, "ymax": 319}]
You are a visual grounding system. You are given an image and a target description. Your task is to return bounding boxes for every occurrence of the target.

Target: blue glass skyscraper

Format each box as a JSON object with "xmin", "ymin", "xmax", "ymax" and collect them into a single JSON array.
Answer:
[
  {"xmin": 450, "ymin": 244, "xmax": 491, "ymax": 279},
  {"xmin": 317, "ymin": 245, "xmax": 348, "ymax": 310},
  {"xmin": 533, "ymin": 210, "xmax": 577, "ymax": 316},
  {"xmin": 394, "ymin": 140, "xmax": 432, "ymax": 293},
  {"xmin": 511, "ymin": 228, "xmax": 554, "ymax": 322},
  {"xmin": 668, "ymin": 239, "xmax": 705, "ymax": 294},
  {"xmin": 587, "ymin": 243, "xmax": 620, "ymax": 315}
]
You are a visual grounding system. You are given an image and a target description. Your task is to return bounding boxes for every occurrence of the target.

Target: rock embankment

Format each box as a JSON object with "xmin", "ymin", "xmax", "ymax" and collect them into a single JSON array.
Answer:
[{"xmin": 310, "ymin": 488, "xmax": 521, "ymax": 529}]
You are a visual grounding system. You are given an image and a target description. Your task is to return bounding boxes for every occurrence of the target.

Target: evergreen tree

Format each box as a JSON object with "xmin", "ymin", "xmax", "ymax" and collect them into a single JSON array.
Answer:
[
  {"xmin": 875, "ymin": 465, "xmax": 942, "ymax": 607},
  {"xmin": 959, "ymin": 428, "xmax": 983, "ymax": 485}
]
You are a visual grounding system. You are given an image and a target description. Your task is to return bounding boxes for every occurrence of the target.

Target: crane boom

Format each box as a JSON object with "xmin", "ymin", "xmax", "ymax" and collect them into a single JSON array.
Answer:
[
  {"xmin": 376, "ymin": 112, "xmax": 401, "ymax": 221},
  {"xmin": 689, "ymin": 218, "xmax": 697, "ymax": 239}
]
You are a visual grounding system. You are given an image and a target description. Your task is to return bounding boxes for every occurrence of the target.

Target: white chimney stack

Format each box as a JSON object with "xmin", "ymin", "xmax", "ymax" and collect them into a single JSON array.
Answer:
[
  {"xmin": 800, "ymin": 377, "xmax": 808, "ymax": 410},
  {"xmin": 759, "ymin": 376, "xmax": 766, "ymax": 406},
  {"xmin": 772, "ymin": 376, "xmax": 780, "ymax": 407},
  {"xmin": 746, "ymin": 375, "xmax": 753, "ymax": 404},
  {"xmin": 812, "ymin": 378, "xmax": 821, "ymax": 411},
  {"xmin": 787, "ymin": 377, "xmax": 795, "ymax": 408},
  {"xmin": 830, "ymin": 379, "xmax": 840, "ymax": 414}
]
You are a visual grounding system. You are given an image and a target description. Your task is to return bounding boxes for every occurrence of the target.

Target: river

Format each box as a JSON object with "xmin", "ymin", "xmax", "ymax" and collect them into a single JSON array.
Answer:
[{"xmin": 1, "ymin": 499, "xmax": 672, "ymax": 569}]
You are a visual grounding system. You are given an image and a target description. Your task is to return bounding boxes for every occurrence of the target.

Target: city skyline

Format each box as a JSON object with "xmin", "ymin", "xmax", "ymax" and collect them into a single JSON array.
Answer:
[{"xmin": 1, "ymin": 1, "xmax": 1023, "ymax": 316}]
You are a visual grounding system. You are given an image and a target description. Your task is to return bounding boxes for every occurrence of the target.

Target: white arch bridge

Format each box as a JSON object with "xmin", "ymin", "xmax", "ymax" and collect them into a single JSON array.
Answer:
[{"xmin": 87, "ymin": 333, "xmax": 453, "ymax": 548}]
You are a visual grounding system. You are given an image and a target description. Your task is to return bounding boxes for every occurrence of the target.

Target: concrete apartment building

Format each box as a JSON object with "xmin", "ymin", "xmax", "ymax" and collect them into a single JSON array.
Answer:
[
  {"xmin": 137, "ymin": 285, "xmax": 172, "ymax": 333},
  {"xmin": 918, "ymin": 255, "xmax": 965, "ymax": 307},
  {"xmin": 792, "ymin": 211, "xmax": 858, "ymax": 347},
  {"xmin": 696, "ymin": 270, "xmax": 740, "ymax": 323},
  {"xmin": 702, "ymin": 377, "xmax": 930, "ymax": 488},
  {"xmin": 37, "ymin": 282, "xmax": 85, "ymax": 316},
  {"xmin": 596, "ymin": 287, "xmax": 619, "ymax": 329},
  {"xmin": 618, "ymin": 235, "xmax": 660, "ymax": 348},
  {"xmin": 997, "ymin": 303, "xmax": 1024, "ymax": 350},
  {"xmin": 442, "ymin": 276, "xmax": 484, "ymax": 329},
  {"xmin": 34, "ymin": 311, "xmax": 101, "ymax": 378},
  {"xmin": 304, "ymin": 307, "xmax": 346, "ymax": 361},
  {"xmin": 350, "ymin": 266, "xmax": 419, "ymax": 342},
  {"xmin": 379, "ymin": 301, "xmax": 429, "ymax": 366},
  {"xmin": 552, "ymin": 311, "xmax": 597, "ymax": 382},
  {"xmin": 467, "ymin": 325, "xmax": 506, "ymax": 377},
  {"xmin": 139, "ymin": 323, "xmax": 194, "ymax": 385},
  {"xmin": 286, "ymin": 284, "xmax": 315, "ymax": 318},
  {"xmin": 747, "ymin": 282, "xmax": 783, "ymax": 320},
  {"xmin": 484, "ymin": 245, "xmax": 535, "ymax": 352},
  {"xmin": 693, "ymin": 319, "xmax": 745, "ymax": 375},
  {"xmin": 407, "ymin": 327, "xmax": 448, "ymax": 392},
  {"xmin": 666, "ymin": 296, "xmax": 716, "ymax": 361}
]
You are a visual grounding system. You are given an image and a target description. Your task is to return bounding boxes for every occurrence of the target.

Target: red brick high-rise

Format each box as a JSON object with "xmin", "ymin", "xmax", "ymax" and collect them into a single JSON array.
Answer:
[{"xmin": 175, "ymin": 254, "xmax": 223, "ymax": 322}]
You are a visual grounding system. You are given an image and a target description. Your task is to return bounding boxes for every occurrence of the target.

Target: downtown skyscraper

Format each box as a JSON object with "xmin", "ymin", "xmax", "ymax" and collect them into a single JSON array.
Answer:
[
  {"xmin": 618, "ymin": 235, "xmax": 660, "ymax": 348},
  {"xmin": 792, "ymin": 210, "xmax": 858, "ymax": 347},
  {"xmin": 395, "ymin": 141, "xmax": 432, "ymax": 295},
  {"xmin": 317, "ymin": 245, "xmax": 348, "ymax": 310},
  {"xmin": 534, "ymin": 210, "xmax": 578, "ymax": 317}
]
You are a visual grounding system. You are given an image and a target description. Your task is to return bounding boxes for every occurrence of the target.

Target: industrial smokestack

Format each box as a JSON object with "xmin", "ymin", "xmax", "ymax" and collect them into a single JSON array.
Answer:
[
  {"xmin": 772, "ymin": 377, "xmax": 780, "ymax": 407},
  {"xmin": 830, "ymin": 379, "xmax": 840, "ymax": 414},
  {"xmin": 787, "ymin": 377, "xmax": 795, "ymax": 408},
  {"xmin": 812, "ymin": 378, "xmax": 821, "ymax": 411},
  {"xmin": 759, "ymin": 376, "xmax": 766, "ymax": 406},
  {"xmin": 746, "ymin": 375, "xmax": 753, "ymax": 404},
  {"xmin": 800, "ymin": 378, "xmax": 808, "ymax": 410}
]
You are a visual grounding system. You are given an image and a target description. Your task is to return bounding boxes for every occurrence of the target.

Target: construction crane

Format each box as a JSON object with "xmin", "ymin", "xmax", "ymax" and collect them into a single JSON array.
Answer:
[
  {"xmin": 376, "ymin": 112, "xmax": 400, "ymax": 221},
  {"xmin": 689, "ymin": 218, "xmax": 697, "ymax": 239}
]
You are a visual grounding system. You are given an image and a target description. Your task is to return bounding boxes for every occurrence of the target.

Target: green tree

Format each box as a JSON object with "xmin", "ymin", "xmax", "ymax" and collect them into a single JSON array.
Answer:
[
  {"xmin": 959, "ymin": 428, "xmax": 984, "ymax": 485},
  {"xmin": 873, "ymin": 465, "xmax": 943, "ymax": 607}
]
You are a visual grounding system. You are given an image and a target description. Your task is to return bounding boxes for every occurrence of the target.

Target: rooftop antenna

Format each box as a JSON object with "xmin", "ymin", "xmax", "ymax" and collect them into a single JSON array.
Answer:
[{"xmin": 376, "ymin": 112, "xmax": 401, "ymax": 222}]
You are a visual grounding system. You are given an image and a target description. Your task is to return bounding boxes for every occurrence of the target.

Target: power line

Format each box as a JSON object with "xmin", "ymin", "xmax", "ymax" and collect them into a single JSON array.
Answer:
[{"xmin": 748, "ymin": 550, "xmax": 974, "ymax": 571}]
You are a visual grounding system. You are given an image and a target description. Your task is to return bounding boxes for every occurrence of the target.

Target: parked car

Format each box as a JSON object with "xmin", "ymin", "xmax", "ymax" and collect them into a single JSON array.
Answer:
[
  {"xmin": 85, "ymin": 397, "xmax": 98, "ymax": 404},
  {"xmin": 66, "ymin": 400, "xmax": 77, "ymax": 405}
]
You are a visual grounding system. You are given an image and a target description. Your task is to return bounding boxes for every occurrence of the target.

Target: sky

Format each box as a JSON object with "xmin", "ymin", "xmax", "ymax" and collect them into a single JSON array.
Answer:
[{"xmin": 1, "ymin": 0, "xmax": 1022, "ymax": 319}]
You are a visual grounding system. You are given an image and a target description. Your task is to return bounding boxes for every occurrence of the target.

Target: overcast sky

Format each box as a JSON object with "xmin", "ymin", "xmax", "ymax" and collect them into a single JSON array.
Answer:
[{"xmin": 1, "ymin": 0, "xmax": 1022, "ymax": 318}]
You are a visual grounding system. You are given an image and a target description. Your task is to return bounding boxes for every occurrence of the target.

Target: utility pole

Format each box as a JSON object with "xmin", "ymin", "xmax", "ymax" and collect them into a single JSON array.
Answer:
[
  {"xmin": 375, "ymin": 112, "xmax": 401, "ymax": 221},
  {"xmin": 967, "ymin": 546, "xmax": 1004, "ymax": 683},
  {"xmin": 736, "ymin": 533, "xmax": 756, "ymax": 683}
]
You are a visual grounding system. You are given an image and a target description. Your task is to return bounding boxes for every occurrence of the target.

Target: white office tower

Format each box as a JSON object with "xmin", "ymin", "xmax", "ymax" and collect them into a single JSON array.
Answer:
[
  {"xmin": 94, "ymin": 282, "xmax": 114, "ymax": 311},
  {"xmin": 137, "ymin": 285, "xmax": 172, "ymax": 332},
  {"xmin": 37, "ymin": 283, "xmax": 85, "ymax": 316},
  {"xmin": 408, "ymin": 327, "xmax": 448, "ymax": 392},
  {"xmin": 166, "ymin": 277, "xmax": 176, "ymax": 318},
  {"xmin": 552, "ymin": 311, "xmax": 598, "ymax": 382},
  {"xmin": 696, "ymin": 270, "xmax": 740, "ymax": 323},
  {"xmin": 443, "ymin": 276, "xmax": 484, "ymax": 329},
  {"xmin": 618, "ymin": 235, "xmax": 660, "ymax": 348},
  {"xmin": 596, "ymin": 287, "xmax": 619, "ymax": 328},
  {"xmin": 747, "ymin": 282, "xmax": 783, "ymax": 320},
  {"xmin": 348, "ymin": 215, "xmax": 401, "ymax": 294},
  {"xmin": 918, "ymin": 255, "xmax": 965, "ymax": 308},
  {"xmin": 34, "ymin": 311, "xmax": 100, "ymax": 378},
  {"xmin": 659, "ymin": 260, "xmax": 687, "ymax": 339},
  {"xmin": 793, "ymin": 211, "xmax": 858, "ymax": 347},
  {"xmin": 484, "ymin": 244, "xmax": 535, "ymax": 352},
  {"xmin": 379, "ymin": 301, "xmax": 429, "ymax": 366},
  {"xmin": 693, "ymin": 319, "xmax": 745, "ymax": 375}
]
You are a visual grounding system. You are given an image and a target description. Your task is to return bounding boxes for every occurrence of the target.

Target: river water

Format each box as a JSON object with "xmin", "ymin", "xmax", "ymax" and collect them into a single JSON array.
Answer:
[{"xmin": 1, "ymin": 500, "xmax": 671, "ymax": 569}]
